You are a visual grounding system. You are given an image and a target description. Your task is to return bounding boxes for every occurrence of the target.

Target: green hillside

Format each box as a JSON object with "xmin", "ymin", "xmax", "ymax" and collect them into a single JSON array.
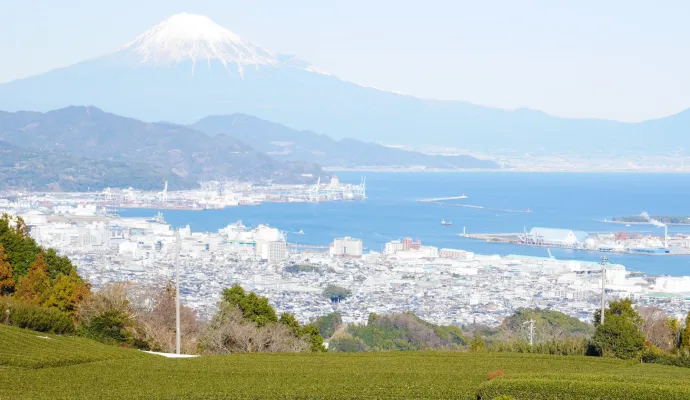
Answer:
[{"xmin": 3, "ymin": 325, "xmax": 690, "ymax": 399}]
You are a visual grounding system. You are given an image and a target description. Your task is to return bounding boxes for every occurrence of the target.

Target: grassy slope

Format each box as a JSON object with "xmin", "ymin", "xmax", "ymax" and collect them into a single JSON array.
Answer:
[{"xmin": 2, "ymin": 325, "xmax": 690, "ymax": 399}]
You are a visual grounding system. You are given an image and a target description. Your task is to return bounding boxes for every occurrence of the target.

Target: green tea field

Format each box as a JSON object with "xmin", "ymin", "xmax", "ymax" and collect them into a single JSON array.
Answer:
[{"xmin": 2, "ymin": 324, "xmax": 690, "ymax": 399}]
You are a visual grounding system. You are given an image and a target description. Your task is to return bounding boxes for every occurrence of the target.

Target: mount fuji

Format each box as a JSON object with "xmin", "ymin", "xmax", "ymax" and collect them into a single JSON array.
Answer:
[{"xmin": 0, "ymin": 13, "xmax": 687, "ymax": 154}]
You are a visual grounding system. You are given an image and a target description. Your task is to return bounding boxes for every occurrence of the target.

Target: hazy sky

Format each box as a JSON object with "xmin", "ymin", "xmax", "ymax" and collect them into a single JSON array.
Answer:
[{"xmin": 1, "ymin": 0, "xmax": 688, "ymax": 121}]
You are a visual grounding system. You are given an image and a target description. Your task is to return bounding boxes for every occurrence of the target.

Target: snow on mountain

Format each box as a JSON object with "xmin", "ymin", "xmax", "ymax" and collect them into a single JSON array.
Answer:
[{"xmin": 120, "ymin": 13, "xmax": 320, "ymax": 77}]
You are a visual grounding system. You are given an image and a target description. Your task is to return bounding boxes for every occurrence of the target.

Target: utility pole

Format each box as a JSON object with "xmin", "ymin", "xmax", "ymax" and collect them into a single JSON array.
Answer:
[
  {"xmin": 524, "ymin": 319, "xmax": 535, "ymax": 346},
  {"xmin": 600, "ymin": 256, "xmax": 608, "ymax": 325},
  {"xmin": 175, "ymin": 229, "xmax": 181, "ymax": 355}
]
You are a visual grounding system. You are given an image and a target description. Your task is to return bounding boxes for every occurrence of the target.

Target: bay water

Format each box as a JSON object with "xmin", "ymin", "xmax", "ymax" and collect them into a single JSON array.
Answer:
[{"xmin": 119, "ymin": 172, "xmax": 690, "ymax": 276}]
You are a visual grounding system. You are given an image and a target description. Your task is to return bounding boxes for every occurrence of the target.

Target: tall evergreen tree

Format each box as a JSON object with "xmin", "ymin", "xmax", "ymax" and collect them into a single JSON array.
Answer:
[
  {"xmin": 0, "ymin": 214, "xmax": 40, "ymax": 279},
  {"xmin": 14, "ymin": 253, "xmax": 52, "ymax": 305},
  {"xmin": 592, "ymin": 298, "xmax": 645, "ymax": 359},
  {"xmin": 0, "ymin": 244, "xmax": 15, "ymax": 295}
]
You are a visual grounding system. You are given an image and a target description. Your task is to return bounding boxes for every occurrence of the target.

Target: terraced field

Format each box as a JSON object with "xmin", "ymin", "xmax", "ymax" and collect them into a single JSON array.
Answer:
[
  {"xmin": 2, "ymin": 324, "xmax": 690, "ymax": 399},
  {"xmin": 0, "ymin": 324, "xmax": 146, "ymax": 368}
]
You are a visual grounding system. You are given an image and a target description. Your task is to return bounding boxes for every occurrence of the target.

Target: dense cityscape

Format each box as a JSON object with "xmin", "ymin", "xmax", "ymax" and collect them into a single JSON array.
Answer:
[{"xmin": 3, "ymin": 184, "xmax": 689, "ymax": 328}]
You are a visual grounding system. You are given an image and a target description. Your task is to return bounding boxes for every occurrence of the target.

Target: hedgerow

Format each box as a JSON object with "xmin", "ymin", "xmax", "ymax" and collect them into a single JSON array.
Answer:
[{"xmin": 0, "ymin": 298, "xmax": 74, "ymax": 334}]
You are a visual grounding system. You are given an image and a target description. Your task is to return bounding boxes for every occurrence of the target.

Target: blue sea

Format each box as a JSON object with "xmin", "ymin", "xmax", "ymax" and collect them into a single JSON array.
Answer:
[{"xmin": 119, "ymin": 172, "xmax": 690, "ymax": 276}]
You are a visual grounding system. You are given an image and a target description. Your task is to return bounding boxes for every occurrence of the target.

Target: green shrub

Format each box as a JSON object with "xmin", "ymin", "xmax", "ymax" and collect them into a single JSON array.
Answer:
[
  {"xmin": 0, "ymin": 298, "xmax": 74, "ymax": 334},
  {"xmin": 641, "ymin": 348, "xmax": 690, "ymax": 368},
  {"xmin": 489, "ymin": 339, "xmax": 590, "ymax": 356},
  {"xmin": 78, "ymin": 309, "xmax": 137, "ymax": 346}
]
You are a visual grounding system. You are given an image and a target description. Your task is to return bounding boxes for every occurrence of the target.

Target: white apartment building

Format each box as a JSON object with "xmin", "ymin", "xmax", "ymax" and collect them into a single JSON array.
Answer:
[
  {"xmin": 330, "ymin": 237, "xmax": 363, "ymax": 258},
  {"xmin": 268, "ymin": 241, "xmax": 288, "ymax": 264}
]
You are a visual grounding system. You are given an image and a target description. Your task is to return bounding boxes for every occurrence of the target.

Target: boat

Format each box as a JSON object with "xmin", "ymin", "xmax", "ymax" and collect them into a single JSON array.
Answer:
[
  {"xmin": 297, "ymin": 229, "xmax": 305, "ymax": 235},
  {"xmin": 148, "ymin": 212, "xmax": 166, "ymax": 224},
  {"xmin": 441, "ymin": 220, "xmax": 453, "ymax": 226}
]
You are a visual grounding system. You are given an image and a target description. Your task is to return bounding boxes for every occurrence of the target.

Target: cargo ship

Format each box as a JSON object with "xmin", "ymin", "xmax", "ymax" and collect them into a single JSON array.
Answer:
[{"xmin": 441, "ymin": 220, "xmax": 453, "ymax": 226}]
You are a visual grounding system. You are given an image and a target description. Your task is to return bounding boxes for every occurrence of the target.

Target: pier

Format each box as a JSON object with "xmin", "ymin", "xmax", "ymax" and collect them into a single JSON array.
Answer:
[
  {"xmin": 460, "ymin": 232, "xmax": 690, "ymax": 256},
  {"xmin": 424, "ymin": 201, "xmax": 532, "ymax": 213},
  {"xmin": 417, "ymin": 195, "xmax": 468, "ymax": 203}
]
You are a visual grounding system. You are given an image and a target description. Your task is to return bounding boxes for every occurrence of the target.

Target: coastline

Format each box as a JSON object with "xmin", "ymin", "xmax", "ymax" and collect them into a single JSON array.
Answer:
[{"xmin": 325, "ymin": 167, "xmax": 690, "ymax": 173}]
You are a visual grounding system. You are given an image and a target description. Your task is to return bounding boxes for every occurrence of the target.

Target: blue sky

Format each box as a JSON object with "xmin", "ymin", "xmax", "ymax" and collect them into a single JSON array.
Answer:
[{"xmin": 1, "ymin": 0, "xmax": 688, "ymax": 122}]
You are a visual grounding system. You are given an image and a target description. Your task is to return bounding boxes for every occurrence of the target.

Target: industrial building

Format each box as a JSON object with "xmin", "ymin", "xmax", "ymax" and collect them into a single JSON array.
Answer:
[
  {"xmin": 330, "ymin": 237, "xmax": 363, "ymax": 258},
  {"xmin": 384, "ymin": 237, "xmax": 421, "ymax": 255},
  {"xmin": 524, "ymin": 227, "xmax": 588, "ymax": 247}
]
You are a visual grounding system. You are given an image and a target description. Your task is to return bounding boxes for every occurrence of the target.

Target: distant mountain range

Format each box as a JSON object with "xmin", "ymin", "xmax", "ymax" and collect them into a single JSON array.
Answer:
[
  {"xmin": 0, "ymin": 13, "xmax": 686, "ymax": 155},
  {"xmin": 190, "ymin": 114, "xmax": 498, "ymax": 169},
  {"xmin": 0, "ymin": 107, "xmax": 327, "ymax": 190},
  {"xmin": 0, "ymin": 105, "xmax": 497, "ymax": 191},
  {"xmin": 0, "ymin": 140, "xmax": 185, "ymax": 192}
]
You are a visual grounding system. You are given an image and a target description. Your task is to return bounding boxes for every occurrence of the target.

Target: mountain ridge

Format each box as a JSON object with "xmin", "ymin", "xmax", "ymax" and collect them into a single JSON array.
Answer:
[
  {"xmin": 0, "ymin": 13, "xmax": 687, "ymax": 154},
  {"xmin": 190, "ymin": 114, "xmax": 499, "ymax": 169},
  {"xmin": 0, "ymin": 106, "xmax": 328, "ymax": 189}
]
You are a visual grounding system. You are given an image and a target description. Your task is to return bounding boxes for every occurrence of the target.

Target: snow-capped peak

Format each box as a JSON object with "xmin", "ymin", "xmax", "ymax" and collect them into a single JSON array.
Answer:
[
  {"xmin": 118, "ymin": 13, "xmax": 334, "ymax": 79},
  {"xmin": 122, "ymin": 13, "xmax": 277, "ymax": 75}
]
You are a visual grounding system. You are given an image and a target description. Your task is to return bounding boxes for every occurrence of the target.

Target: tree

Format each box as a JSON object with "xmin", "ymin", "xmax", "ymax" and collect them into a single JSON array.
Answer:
[
  {"xmin": 221, "ymin": 284, "xmax": 278, "ymax": 327},
  {"xmin": 0, "ymin": 244, "xmax": 15, "ymax": 296},
  {"xmin": 682, "ymin": 311, "xmax": 690, "ymax": 350},
  {"xmin": 0, "ymin": 214, "xmax": 40, "ymax": 279},
  {"xmin": 592, "ymin": 298, "xmax": 645, "ymax": 359},
  {"xmin": 279, "ymin": 312, "xmax": 302, "ymax": 336},
  {"xmin": 323, "ymin": 285, "xmax": 352, "ymax": 303},
  {"xmin": 14, "ymin": 253, "xmax": 51, "ymax": 305},
  {"xmin": 278, "ymin": 313, "xmax": 326, "ymax": 352},
  {"xmin": 132, "ymin": 282, "xmax": 200, "ymax": 354},
  {"xmin": 78, "ymin": 283, "xmax": 141, "ymax": 347},
  {"xmin": 637, "ymin": 307, "xmax": 674, "ymax": 351},
  {"xmin": 470, "ymin": 331, "xmax": 486, "ymax": 352},
  {"xmin": 501, "ymin": 308, "xmax": 593, "ymax": 344},
  {"xmin": 329, "ymin": 335, "xmax": 369, "ymax": 352},
  {"xmin": 43, "ymin": 270, "xmax": 90, "ymax": 314},
  {"xmin": 0, "ymin": 214, "xmax": 78, "ymax": 282},
  {"xmin": 212, "ymin": 285, "xmax": 326, "ymax": 353},
  {"xmin": 311, "ymin": 312, "xmax": 343, "ymax": 338},
  {"xmin": 44, "ymin": 248, "xmax": 76, "ymax": 280},
  {"xmin": 667, "ymin": 317, "xmax": 682, "ymax": 350},
  {"xmin": 201, "ymin": 303, "xmax": 309, "ymax": 354},
  {"xmin": 301, "ymin": 324, "xmax": 327, "ymax": 352}
]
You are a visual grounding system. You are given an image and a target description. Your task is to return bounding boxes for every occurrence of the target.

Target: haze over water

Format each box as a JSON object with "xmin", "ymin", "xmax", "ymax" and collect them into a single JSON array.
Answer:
[{"xmin": 120, "ymin": 172, "xmax": 690, "ymax": 276}]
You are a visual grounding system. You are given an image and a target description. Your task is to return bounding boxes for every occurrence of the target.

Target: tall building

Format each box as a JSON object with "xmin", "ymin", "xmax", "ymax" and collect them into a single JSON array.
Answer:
[
  {"xmin": 385, "ymin": 238, "xmax": 422, "ymax": 255},
  {"xmin": 402, "ymin": 237, "xmax": 421, "ymax": 250},
  {"xmin": 330, "ymin": 237, "xmax": 363, "ymax": 258},
  {"xmin": 385, "ymin": 240, "xmax": 405, "ymax": 255},
  {"xmin": 268, "ymin": 241, "xmax": 288, "ymax": 264}
]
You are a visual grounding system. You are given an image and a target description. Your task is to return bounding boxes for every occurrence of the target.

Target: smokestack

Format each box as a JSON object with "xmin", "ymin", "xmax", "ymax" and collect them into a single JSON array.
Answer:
[{"xmin": 665, "ymin": 225, "xmax": 668, "ymax": 248}]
